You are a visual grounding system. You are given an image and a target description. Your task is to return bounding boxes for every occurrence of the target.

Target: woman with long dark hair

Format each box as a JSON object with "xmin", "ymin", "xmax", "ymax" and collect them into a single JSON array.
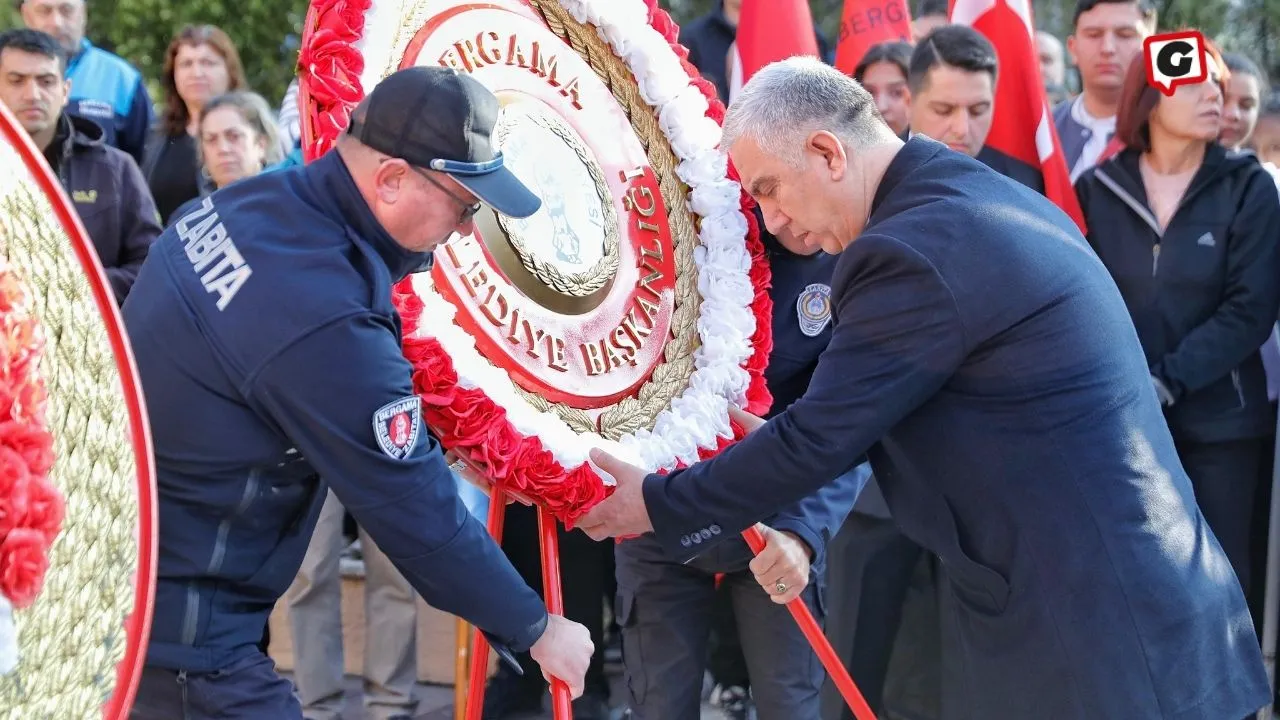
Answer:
[
  {"xmin": 853, "ymin": 41, "xmax": 913, "ymax": 137},
  {"xmin": 141, "ymin": 25, "xmax": 248, "ymax": 225}
]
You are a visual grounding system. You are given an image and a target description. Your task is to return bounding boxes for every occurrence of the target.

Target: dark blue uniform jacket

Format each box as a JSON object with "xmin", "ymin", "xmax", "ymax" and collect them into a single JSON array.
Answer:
[
  {"xmin": 640, "ymin": 137, "xmax": 1269, "ymax": 719},
  {"xmin": 123, "ymin": 151, "xmax": 547, "ymax": 673},
  {"xmin": 724, "ymin": 227, "xmax": 866, "ymax": 570}
]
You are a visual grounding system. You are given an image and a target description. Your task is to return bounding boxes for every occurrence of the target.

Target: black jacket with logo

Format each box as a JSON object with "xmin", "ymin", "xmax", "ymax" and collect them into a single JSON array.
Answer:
[
  {"xmin": 1075, "ymin": 145, "xmax": 1280, "ymax": 443},
  {"xmin": 43, "ymin": 113, "xmax": 161, "ymax": 304}
]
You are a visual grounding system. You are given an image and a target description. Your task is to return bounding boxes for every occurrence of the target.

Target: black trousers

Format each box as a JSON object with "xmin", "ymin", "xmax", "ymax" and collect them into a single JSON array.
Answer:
[
  {"xmin": 821, "ymin": 512, "xmax": 924, "ymax": 719},
  {"xmin": 707, "ymin": 582, "xmax": 750, "ymax": 688},
  {"xmin": 130, "ymin": 652, "xmax": 301, "ymax": 719},
  {"xmin": 499, "ymin": 502, "xmax": 612, "ymax": 697},
  {"xmin": 1176, "ymin": 436, "xmax": 1267, "ymax": 597}
]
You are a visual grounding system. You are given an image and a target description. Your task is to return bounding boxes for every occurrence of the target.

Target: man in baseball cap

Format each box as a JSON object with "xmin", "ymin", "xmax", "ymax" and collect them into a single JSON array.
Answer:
[
  {"xmin": 122, "ymin": 66, "xmax": 589, "ymax": 720},
  {"xmin": 348, "ymin": 65, "xmax": 541, "ymax": 219}
]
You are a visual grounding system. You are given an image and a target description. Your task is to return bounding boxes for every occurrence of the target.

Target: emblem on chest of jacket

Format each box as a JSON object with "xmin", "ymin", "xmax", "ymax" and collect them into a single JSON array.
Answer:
[{"xmin": 797, "ymin": 283, "xmax": 832, "ymax": 337}]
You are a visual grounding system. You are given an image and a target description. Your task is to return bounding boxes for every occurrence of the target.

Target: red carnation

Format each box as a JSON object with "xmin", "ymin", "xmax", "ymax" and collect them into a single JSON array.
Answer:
[
  {"xmin": 0, "ymin": 447, "xmax": 30, "ymax": 537},
  {"xmin": 0, "ymin": 527, "xmax": 49, "ymax": 609},
  {"xmin": 440, "ymin": 389, "xmax": 503, "ymax": 451},
  {"xmin": 0, "ymin": 421, "xmax": 54, "ymax": 477},
  {"xmin": 23, "ymin": 476, "xmax": 63, "ymax": 547},
  {"xmin": 404, "ymin": 336, "xmax": 459, "ymax": 406},
  {"xmin": 510, "ymin": 440, "xmax": 563, "ymax": 492},
  {"xmin": 470, "ymin": 422, "xmax": 523, "ymax": 479}
]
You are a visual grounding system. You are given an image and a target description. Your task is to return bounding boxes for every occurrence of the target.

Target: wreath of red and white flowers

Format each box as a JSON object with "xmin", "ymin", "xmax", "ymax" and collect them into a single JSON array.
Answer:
[
  {"xmin": 0, "ymin": 261, "xmax": 63, "ymax": 674},
  {"xmin": 299, "ymin": 0, "xmax": 773, "ymax": 525}
]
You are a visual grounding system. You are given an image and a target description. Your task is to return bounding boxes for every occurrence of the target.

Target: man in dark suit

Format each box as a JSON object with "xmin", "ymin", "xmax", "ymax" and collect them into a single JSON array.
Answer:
[{"xmin": 577, "ymin": 56, "xmax": 1269, "ymax": 719}]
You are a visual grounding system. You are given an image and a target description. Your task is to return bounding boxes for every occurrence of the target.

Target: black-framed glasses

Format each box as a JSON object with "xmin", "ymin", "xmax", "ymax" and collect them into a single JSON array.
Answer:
[{"xmin": 410, "ymin": 165, "xmax": 482, "ymax": 223}]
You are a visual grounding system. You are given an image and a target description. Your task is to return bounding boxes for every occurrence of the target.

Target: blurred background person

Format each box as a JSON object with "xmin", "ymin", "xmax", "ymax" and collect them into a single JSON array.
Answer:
[
  {"xmin": 286, "ymin": 487, "xmax": 421, "ymax": 720},
  {"xmin": 1057, "ymin": 0, "xmax": 1156, "ymax": 181},
  {"xmin": 276, "ymin": 76, "xmax": 301, "ymax": 157},
  {"xmin": 482, "ymin": 505, "xmax": 615, "ymax": 719},
  {"xmin": 18, "ymin": 0, "xmax": 152, "ymax": 162},
  {"xmin": 1036, "ymin": 30, "xmax": 1070, "ymax": 105},
  {"xmin": 912, "ymin": 0, "xmax": 949, "ymax": 41},
  {"xmin": 1250, "ymin": 96, "xmax": 1280, "ymax": 167},
  {"xmin": 0, "ymin": 28, "xmax": 158, "ymax": 305},
  {"xmin": 169, "ymin": 90, "xmax": 282, "ymax": 222},
  {"xmin": 681, "ymin": 0, "xmax": 833, "ymax": 104},
  {"xmin": 1218, "ymin": 50, "xmax": 1280, "ymax": 641},
  {"xmin": 1221, "ymin": 52, "xmax": 1268, "ymax": 154},
  {"xmin": 1075, "ymin": 46, "xmax": 1280, "ymax": 611},
  {"xmin": 854, "ymin": 41, "xmax": 913, "ymax": 137},
  {"xmin": 142, "ymin": 24, "xmax": 247, "ymax": 226}
]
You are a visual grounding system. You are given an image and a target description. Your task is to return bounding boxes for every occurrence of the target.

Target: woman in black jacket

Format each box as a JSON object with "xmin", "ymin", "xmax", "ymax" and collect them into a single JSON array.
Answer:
[{"xmin": 1075, "ymin": 43, "xmax": 1280, "ymax": 600}]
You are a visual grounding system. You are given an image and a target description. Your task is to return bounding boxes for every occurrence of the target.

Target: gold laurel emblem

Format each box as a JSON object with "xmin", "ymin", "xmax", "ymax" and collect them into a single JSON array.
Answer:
[{"xmin": 494, "ymin": 106, "xmax": 620, "ymax": 299}]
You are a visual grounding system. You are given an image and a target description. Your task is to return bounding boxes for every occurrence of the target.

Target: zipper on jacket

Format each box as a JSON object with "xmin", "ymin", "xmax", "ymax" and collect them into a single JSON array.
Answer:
[
  {"xmin": 1152, "ymin": 244, "xmax": 1161, "ymax": 276},
  {"xmin": 1231, "ymin": 369, "xmax": 1246, "ymax": 408},
  {"xmin": 177, "ymin": 670, "xmax": 188, "ymax": 714},
  {"xmin": 178, "ymin": 470, "xmax": 262, "ymax": 646}
]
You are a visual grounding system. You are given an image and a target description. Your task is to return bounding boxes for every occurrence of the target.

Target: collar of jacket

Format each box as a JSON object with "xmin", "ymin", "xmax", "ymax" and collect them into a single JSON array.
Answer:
[
  {"xmin": 1096, "ymin": 143, "xmax": 1242, "ymax": 204},
  {"xmin": 305, "ymin": 151, "xmax": 433, "ymax": 282},
  {"xmin": 43, "ymin": 112, "xmax": 103, "ymax": 175},
  {"xmin": 869, "ymin": 135, "xmax": 947, "ymax": 222},
  {"xmin": 66, "ymin": 37, "xmax": 93, "ymax": 73}
]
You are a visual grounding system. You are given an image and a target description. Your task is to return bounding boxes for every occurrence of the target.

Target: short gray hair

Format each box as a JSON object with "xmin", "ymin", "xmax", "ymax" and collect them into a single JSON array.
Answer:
[{"xmin": 721, "ymin": 57, "xmax": 891, "ymax": 166}]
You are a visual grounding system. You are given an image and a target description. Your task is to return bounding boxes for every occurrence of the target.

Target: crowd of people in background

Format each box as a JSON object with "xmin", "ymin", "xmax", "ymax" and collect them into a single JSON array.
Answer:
[{"xmin": 2, "ymin": 0, "xmax": 1279, "ymax": 718}]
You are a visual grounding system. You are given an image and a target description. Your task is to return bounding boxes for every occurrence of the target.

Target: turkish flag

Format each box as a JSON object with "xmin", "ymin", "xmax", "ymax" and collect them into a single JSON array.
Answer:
[
  {"xmin": 949, "ymin": 0, "xmax": 1087, "ymax": 233},
  {"xmin": 833, "ymin": 0, "xmax": 914, "ymax": 75},
  {"xmin": 727, "ymin": 0, "xmax": 819, "ymax": 103}
]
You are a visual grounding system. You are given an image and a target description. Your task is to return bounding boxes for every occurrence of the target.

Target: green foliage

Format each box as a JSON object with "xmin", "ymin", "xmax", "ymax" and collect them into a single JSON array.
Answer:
[{"xmin": 0, "ymin": 5, "xmax": 20, "ymax": 32}]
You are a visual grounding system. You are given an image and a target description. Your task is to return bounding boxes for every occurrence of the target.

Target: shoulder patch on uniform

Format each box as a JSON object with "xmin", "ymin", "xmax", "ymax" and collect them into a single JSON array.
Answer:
[
  {"xmin": 372, "ymin": 396, "xmax": 422, "ymax": 460},
  {"xmin": 796, "ymin": 283, "xmax": 832, "ymax": 337}
]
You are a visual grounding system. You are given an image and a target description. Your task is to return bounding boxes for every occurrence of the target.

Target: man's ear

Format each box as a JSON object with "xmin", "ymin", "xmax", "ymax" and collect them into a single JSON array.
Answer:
[
  {"xmin": 60, "ymin": 77, "xmax": 71, "ymax": 112},
  {"xmin": 373, "ymin": 158, "xmax": 408, "ymax": 204},
  {"xmin": 808, "ymin": 130, "xmax": 848, "ymax": 181},
  {"xmin": 1066, "ymin": 35, "xmax": 1079, "ymax": 67}
]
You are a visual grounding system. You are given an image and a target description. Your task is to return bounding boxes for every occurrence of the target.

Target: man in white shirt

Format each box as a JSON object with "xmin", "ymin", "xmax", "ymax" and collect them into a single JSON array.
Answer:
[{"xmin": 1053, "ymin": 0, "xmax": 1155, "ymax": 182}]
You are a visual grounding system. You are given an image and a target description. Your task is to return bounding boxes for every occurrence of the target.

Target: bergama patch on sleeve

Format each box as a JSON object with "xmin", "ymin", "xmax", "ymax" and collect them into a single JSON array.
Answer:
[{"xmin": 372, "ymin": 396, "xmax": 422, "ymax": 460}]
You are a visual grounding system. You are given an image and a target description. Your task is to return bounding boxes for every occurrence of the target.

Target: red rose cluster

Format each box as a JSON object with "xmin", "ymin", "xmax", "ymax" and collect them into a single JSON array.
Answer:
[
  {"xmin": 0, "ymin": 267, "xmax": 61, "ymax": 610},
  {"xmin": 395, "ymin": 289, "xmax": 609, "ymax": 528}
]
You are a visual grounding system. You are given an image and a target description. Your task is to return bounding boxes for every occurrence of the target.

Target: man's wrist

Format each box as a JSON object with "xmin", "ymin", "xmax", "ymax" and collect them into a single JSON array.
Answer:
[
  {"xmin": 513, "ymin": 609, "xmax": 550, "ymax": 653},
  {"xmin": 781, "ymin": 530, "xmax": 816, "ymax": 560}
]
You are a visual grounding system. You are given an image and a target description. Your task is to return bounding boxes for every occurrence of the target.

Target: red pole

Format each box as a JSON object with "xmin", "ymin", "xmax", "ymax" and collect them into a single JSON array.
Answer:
[
  {"xmin": 538, "ymin": 507, "xmax": 574, "ymax": 719},
  {"xmin": 740, "ymin": 525, "xmax": 877, "ymax": 720},
  {"xmin": 464, "ymin": 489, "xmax": 508, "ymax": 720}
]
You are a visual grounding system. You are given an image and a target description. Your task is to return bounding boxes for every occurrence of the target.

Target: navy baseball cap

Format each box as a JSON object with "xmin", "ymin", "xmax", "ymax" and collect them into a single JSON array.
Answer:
[{"xmin": 347, "ymin": 66, "xmax": 541, "ymax": 219}]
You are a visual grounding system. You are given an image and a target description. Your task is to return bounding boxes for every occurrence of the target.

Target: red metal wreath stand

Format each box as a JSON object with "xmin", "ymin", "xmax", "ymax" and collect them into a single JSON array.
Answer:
[{"xmin": 454, "ymin": 493, "xmax": 877, "ymax": 720}]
